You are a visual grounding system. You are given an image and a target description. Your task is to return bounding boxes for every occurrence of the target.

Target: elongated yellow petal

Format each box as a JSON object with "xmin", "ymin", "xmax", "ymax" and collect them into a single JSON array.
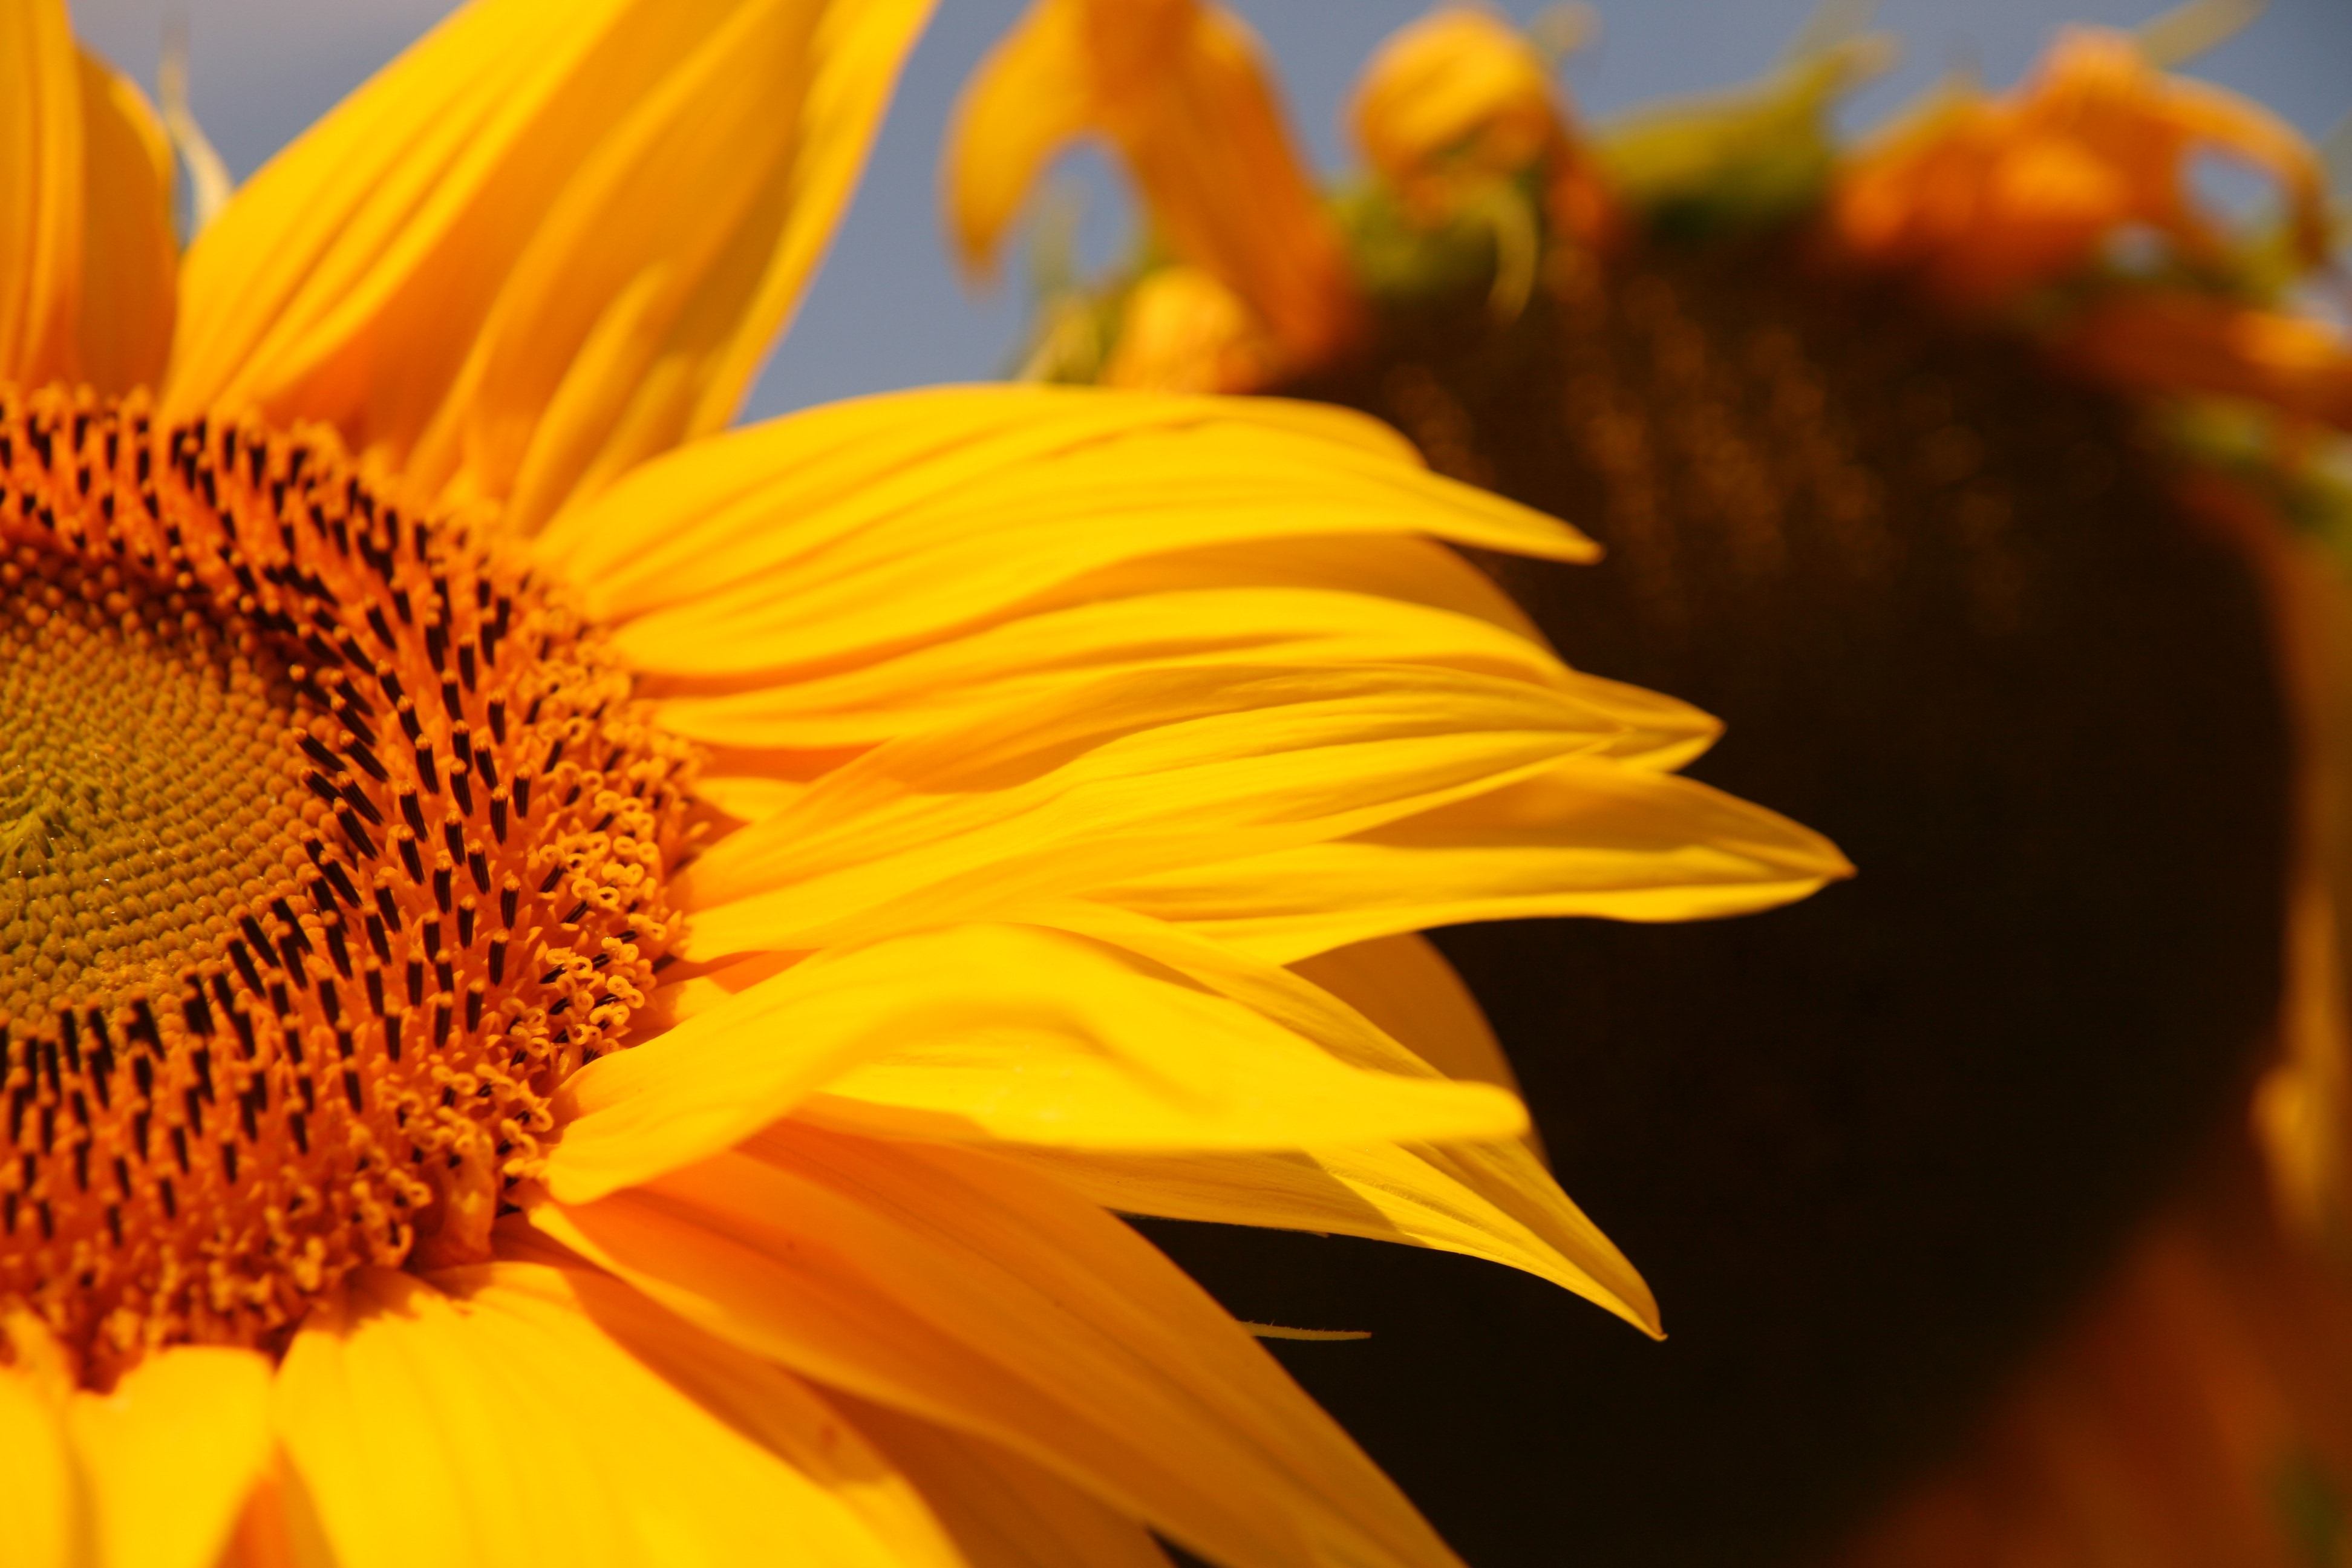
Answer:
[
  {"xmin": 653, "ymin": 586, "xmax": 1672, "ymax": 751},
  {"xmin": 941, "ymin": 0, "xmax": 1091, "ymax": 279},
  {"xmin": 835, "ymin": 1394, "xmax": 1180, "ymax": 1568},
  {"xmin": 0, "ymin": 0, "xmax": 80, "ymax": 387},
  {"xmin": 71, "ymin": 50, "xmax": 175, "ymax": 396},
  {"xmin": 535, "ymin": 385, "xmax": 1591, "ymax": 662},
  {"xmin": 1000, "ymin": 1139, "xmax": 1659, "ymax": 1336},
  {"xmin": 547, "ymin": 921, "xmax": 1523, "ymax": 1203},
  {"xmin": 273, "ymin": 1263, "xmax": 948, "ymax": 1568},
  {"xmin": 1099, "ymin": 753, "xmax": 1855, "ymax": 961},
  {"xmin": 66, "ymin": 1348, "xmax": 272, "ymax": 1568},
  {"xmin": 534, "ymin": 1124, "xmax": 1467, "ymax": 1568},
  {"xmin": 166, "ymin": 0, "xmax": 930, "ymax": 529},
  {"xmin": 0, "ymin": 1360, "xmax": 73, "ymax": 1568},
  {"xmin": 678, "ymin": 664, "xmax": 1689, "ymax": 957}
]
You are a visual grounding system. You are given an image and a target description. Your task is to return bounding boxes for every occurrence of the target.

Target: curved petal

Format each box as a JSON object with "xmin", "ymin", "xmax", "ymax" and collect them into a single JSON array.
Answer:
[
  {"xmin": 939, "ymin": 0, "xmax": 1091, "ymax": 281},
  {"xmin": 1290, "ymin": 932, "xmax": 1519, "ymax": 1095},
  {"xmin": 833, "ymin": 1394, "xmax": 1175, "ymax": 1568},
  {"xmin": 998, "ymin": 1138, "xmax": 1659, "ymax": 1336},
  {"xmin": 533, "ymin": 1123, "xmax": 1466, "ymax": 1568},
  {"xmin": 0, "ymin": 0, "xmax": 80, "ymax": 387},
  {"xmin": 71, "ymin": 50, "xmax": 176, "ymax": 396},
  {"xmin": 676, "ymin": 664, "xmax": 1696, "ymax": 957},
  {"xmin": 166, "ymin": 0, "xmax": 932, "ymax": 529},
  {"xmin": 545, "ymin": 921, "xmax": 1524, "ymax": 1204},
  {"xmin": 1096, "ymin": 754, "xmax": 1855, "ymax": 962},
  {"xmin": 535, "ymin": 385, "xmax": 1593, "ymax": 648},
  {"xmin": 272, "ymin": 1263, "xmax": 952, "ymax": 1568},
  {"xmin": 65, "ymin": 1348, "xmax": 273, "ymax": 1568}
]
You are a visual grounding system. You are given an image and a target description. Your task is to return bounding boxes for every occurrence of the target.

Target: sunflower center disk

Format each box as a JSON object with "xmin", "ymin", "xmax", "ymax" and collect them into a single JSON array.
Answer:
[{"xmin": 0, "ymin": 385, "xmax": 691, "ymax": 1383}]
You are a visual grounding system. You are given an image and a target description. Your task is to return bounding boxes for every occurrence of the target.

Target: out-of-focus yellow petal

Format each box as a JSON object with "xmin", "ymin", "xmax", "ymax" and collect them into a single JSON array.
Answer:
[
  {"xmin": 675, "ymin": 664, "xmax": 1711, "ymax": 957},
  {"xmin": 1098, "ymin": 266, "xmax": 1278, "ymax": 393},
  {"xmin": 535, "ymin": 1123, "xmax": 1468, "ymax": 1568},
  {"xmin": 1350, "ymin": 5, "xmax": 1610, "ymax": 246},
  {"xmin": 273, "ymin": 1263, "xmax": 949, "ymax": 1568},
  {"xmin": 71, "ymin": 50, "xmax": 175, "ymax": 396},
  {"xmin": 946, "ymin": 0, "xmax": 1359, "ymax": 373},
  {"xmin": 546, "ymin": 921, "xmax": 1525, "ymax": 1203},
  {"xmin": 535, "ymin": 385, "xmax": 1591, "ymax": 668},
  {"xmin": 166, "ymin": 0, "xmax": 932, "ymax": 531},
  {"xmin": 1096, "ymin": 754, "xmax": 1855, "ymax": 962},
  {"xmin": 835, "ymin": 1396, "xmax": 1172, "ymax": 1568},
  {"xmin": 66, "ymin": 1348, "xmax": 271, "ymax": 1568},
  {"xmin": 0, "ymin": 0, "xmax": 82, "ymax": 389},
  {"xmin": 2060, "ymin": 292, "xmax": 2352, "ymax": 432},
  {"xmin": 1830, "ymin": 27, "xmax": 2327, "ymax": 307}
]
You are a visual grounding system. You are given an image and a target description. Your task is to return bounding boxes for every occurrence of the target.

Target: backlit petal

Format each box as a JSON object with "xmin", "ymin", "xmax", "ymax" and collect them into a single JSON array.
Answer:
[
  {"xmin": 1290, "ymin": 932, "xmax": 1520, "ymax": 1094},
  {"xmin": 535, "ymin": 1124, "xmax": 1466, "ymax": 1568},
  {"xmin": 166, "ymin": 0, "xmax": 931, "ymax": 529}
]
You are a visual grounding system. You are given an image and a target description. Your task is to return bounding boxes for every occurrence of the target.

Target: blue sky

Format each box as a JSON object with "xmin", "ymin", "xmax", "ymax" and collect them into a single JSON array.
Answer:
[{"xmin": 71, "ymin": 0, "xmax": 2352, "ymax": 419}]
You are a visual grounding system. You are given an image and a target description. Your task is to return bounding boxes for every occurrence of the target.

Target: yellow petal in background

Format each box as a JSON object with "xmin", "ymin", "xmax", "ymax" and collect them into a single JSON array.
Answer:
[
  {"xmin": 0, "ymin": 1359, "xmax": 75, "ymax": 1568},
  {"xmin": 0, "ymin": 0, "xmax": 82, "ymax": 389},
  {"xmin": 947, "ymin": 0, "xmax": 1359, "ymax": 370},
  {"xmin": 536, "ymin": 1125, "xmax": 1468, "ymax": 1568},
  {"xmin": 71, "ymin": 49, "xmax": 175, "ymax": 396},
  {"xmin": 273, "ymin": 1264, "xmax": 944, "ymax": 1568},
  {"xmin": 1292, "ymin": 932, "xmax": 1521, "ymax": 1095},
  {"xmin": 166, "ymin": 0, "xmax": 932, "ymax": 530}
]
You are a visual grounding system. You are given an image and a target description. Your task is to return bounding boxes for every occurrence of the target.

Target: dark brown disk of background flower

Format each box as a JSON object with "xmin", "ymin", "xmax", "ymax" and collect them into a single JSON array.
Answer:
[{"xmin": 1137, "ymin": 232, "xmax": 2290, "ymax": 1568}]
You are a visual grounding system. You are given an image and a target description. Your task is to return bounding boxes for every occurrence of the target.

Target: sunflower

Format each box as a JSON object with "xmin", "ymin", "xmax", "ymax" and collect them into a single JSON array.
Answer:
[
  {"xmin": 947, "ymin": 2, "xmax": 2348, "ymax": 1564},
  {"xmin": 0, "ymin": 2, "xmax": 1856, "ymax": 1564}
]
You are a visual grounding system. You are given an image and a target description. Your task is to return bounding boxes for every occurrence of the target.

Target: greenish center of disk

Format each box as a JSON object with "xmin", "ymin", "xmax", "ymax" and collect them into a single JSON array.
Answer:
[{"xmin": 0, "ymin": 546, "xmax": 305, "ymax": 1026}]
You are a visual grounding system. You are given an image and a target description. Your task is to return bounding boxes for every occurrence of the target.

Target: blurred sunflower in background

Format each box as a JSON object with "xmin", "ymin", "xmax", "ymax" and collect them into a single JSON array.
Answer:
[
  {"xmin": 948, "ymin": 1, "xmax": 2352, "ymax": 1564},
  {"xmin": 0, "ymin": 1, "xmax": 1858, "ymax": 1564}
]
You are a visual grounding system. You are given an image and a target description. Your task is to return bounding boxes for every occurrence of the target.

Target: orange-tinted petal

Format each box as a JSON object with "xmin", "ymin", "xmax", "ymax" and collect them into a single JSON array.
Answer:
[
  {"xmin": 0, "ymin": 0, "xmax": 82, "ymax": 388},
  {"xmin": 71, "ymin": 50, "xmax": 176, "ymax": 395}
]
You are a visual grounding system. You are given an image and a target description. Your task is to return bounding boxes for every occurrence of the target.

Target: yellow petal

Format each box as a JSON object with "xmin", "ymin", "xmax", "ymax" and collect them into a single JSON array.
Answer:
[
  {"xmin": 547, "ymin": 921, "xmax": 1524, "ymax": 1203},
  {"xmin": 652, "ymin": 585, "xmax": 1620, "ymax": 750},
  {"xmin": 833, "ymin": 1394, "xmax": 1175, "ymax": 1568},
  {"xmin": 534, "ymin": 1124, "xmax": 1466, "ymax": 1568},
  {"xmin": 0, "ymin": 1359, "xmax": 74, "ymax": 1568},
  {"xmin": 1350, "ymin": 5, "xmax": 1576, "ymax": 226},
  {"xmin": 947, "ymin": 0, "xmax": 1357, "ymax": 367},
  {"xmin": 1291, "ymin": 931, "xmax": 1519, "ymax": 1094},
  {"xmin": 66, "ymin": 1347, "xmax": 272, "ymax": 1568},
  {"xmin": 679, "ymin": 663, "xmax": 1702, "ymax": 957},
  {"xmin": 273, "ymin": 1263, "xmax": 946, "ymax": 1568},
  {"xmin": 1097, "ymin": 753, "xmax": 1855, "ymax": 962},
  {"xmin": 1000, "ymin": 1138, "xmax": 1659, "ymax": 1336},
  {"xmin": 940, "ymin": 0, "xmax": 1091, "ymax": 281},
  {"xmin": 0, "ymin": 0, "xmax": 81, "ymax": 387},
  {"xmin": 534, "ymin": 385, "xmax": 1592, "ymax": 661},
  {"xmin": 165, "ymin": 0, "xmax": 932, "ymax": 530},
  {"xmin": 71, "ymin": 49, "xmax": 176, "ymax": 396}
]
